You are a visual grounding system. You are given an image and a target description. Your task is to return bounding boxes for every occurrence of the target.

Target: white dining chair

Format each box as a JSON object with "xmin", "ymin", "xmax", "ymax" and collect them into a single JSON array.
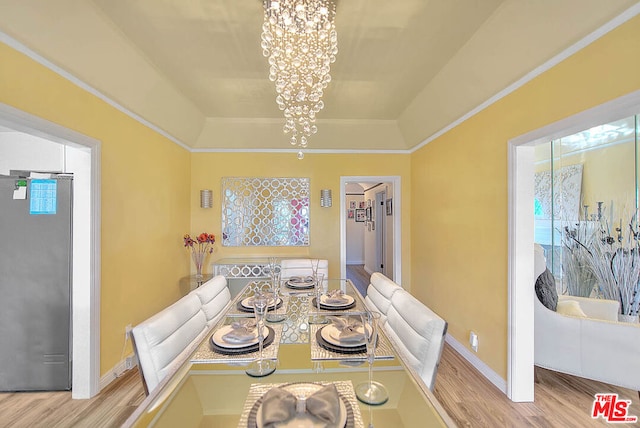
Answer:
[
  {"xmin": 280, "ymin": 258, "xmax": 328, "ymax": 279},
  {"xmin": 384, "ymin": 289, "xmax": 448, "ymax": 391},
  {"xmin": 364, "ymin": 272, "xmax": 402, "ymax": 325},
  {"xmin": 190, "ymin": 275, "xmax": 231, "ymax": 327},
  {"xmin": 131, "ymin": 293, "xmax": 208, "ymax": 394}
]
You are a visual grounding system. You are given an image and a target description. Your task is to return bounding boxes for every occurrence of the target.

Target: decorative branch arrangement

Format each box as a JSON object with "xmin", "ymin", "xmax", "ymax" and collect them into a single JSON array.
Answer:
[{"xmin": 561, "ymin": 206, "xmax": 640, "ymax": 317}]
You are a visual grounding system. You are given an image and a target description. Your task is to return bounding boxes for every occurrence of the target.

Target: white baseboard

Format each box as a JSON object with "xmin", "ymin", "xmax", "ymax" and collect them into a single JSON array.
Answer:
[
  {"xmin": 364, "ymin": 265, "xmax": 374, "ymax": 276},
  {"xmin": 98, "ymin": 353, "xmax": 138, "ymax": 391},
  {"xmin": 445, "ymin": 333, "xmax": 507, "ymax": 394}
]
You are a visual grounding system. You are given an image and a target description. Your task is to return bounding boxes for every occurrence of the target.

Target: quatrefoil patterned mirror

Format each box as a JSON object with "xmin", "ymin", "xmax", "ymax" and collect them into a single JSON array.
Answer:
[{"xmin": 222, "ymin": 177, "xmax": 310, "ymax": 246}]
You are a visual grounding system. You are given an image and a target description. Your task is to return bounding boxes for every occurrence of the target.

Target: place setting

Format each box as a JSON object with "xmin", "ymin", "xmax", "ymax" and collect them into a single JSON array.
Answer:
[
  {"xmin": 236, "ymin": 294, "xmax": 284, "ymax": 314},
  {"xmin": 311, "ymin": 289, "xmax": 356, "ymax": 311},
  {"xmin": 284, "ymin": 275, "xmax": 316, "ymax": 290},
  {"xmin": 310, "ymin": 314, "xmax": 395, "ymax": 362},
  {"xmin": 239, "ymin": 381, "xmax": 364, "ymax": 428},
  {"xmin": 191, "ymin": 292, "xmax": 283, "ymax": 366},
  {"xmin": 209, "ymin": 319, "xmax": 275, "ymax": 355}
]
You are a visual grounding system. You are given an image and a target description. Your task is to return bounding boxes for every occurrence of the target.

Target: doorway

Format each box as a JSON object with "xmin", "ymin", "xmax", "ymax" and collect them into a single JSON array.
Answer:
[
  {"xmin": 375, "ymin": 189, "xmax": 386, "ymax": 276},
  {"xmin": 0, "ymin": 102, "xmax": 101, "ymax": 399},
  {"xmin": 340, "ymin": 176, "xmax": 402, "ymax": 288},
  {"xmin": 507, "ymin": 90, "xmax": 640, "ymax": 402}
]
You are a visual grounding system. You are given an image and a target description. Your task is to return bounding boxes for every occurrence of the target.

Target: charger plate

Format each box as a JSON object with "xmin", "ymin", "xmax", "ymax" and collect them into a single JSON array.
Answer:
[{"xmin": 240, "ymin": 381, "xmax": 363, "ymax": 428}]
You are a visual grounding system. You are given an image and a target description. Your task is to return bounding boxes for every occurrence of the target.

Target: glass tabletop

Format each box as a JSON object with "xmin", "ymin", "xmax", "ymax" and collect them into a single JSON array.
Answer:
[{"xmin": 123, "ymin": 279, "xmax": 455, "ymax": 427}]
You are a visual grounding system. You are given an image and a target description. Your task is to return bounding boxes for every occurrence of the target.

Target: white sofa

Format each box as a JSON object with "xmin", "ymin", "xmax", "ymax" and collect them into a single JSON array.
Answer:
[{"xmin": 534, "ymin": 244, "xmax": 640, "ymax": 391}]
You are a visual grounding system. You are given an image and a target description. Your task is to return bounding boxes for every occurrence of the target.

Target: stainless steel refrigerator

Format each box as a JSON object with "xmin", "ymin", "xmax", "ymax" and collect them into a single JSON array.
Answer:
[{"xmin": 0, "ymin": 173, "xmax": 72, "ymax": 391}]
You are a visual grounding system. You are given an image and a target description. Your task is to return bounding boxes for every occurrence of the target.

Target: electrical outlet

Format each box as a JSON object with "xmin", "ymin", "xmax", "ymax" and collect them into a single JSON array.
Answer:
[
  {"xmin": 469, "ymin": 331, "xmax": 479, "ymax": 352},
  {"xmin": 125, "ymin": 355, "xmax": 135, "ymax": 370}
]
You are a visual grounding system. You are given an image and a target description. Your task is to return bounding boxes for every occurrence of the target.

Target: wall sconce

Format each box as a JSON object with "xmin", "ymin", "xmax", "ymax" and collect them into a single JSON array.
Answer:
[
  {"xmin": 320, "ymin": 189, "xmax": 332, "ymax": 207},
  {"xmin": 200, "ymin": 189, "xmax": 213, "ymax": 208}
]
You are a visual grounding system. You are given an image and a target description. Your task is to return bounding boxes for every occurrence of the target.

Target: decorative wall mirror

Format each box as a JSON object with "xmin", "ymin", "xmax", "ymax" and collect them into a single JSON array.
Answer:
[
  {"xmin": 534, "ymin": 114, "xmax": 639, "ymax": 298},
  {"xmin": 221, "ymin": 177, "xmax": 310, "ymax": 247}
]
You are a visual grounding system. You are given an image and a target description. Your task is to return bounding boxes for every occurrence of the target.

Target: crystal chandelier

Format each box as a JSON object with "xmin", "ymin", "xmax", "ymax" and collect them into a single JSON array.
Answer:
[{"xmin": 261, "ymin": 0, "xmax": 338, "ymax": 159}]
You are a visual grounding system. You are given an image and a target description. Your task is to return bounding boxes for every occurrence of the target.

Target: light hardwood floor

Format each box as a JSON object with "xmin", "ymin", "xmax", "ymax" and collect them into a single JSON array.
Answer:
[
  {"xmin": 346, "ymin": 264, "xmax": 369, "ymax": 296},
  {"xmin": 1, "ymin": 272, "xmax": 639, "ymax": 427},
  {"xmin": 2, "ymin": 345, "xmax": 637, "ymax": 427}
]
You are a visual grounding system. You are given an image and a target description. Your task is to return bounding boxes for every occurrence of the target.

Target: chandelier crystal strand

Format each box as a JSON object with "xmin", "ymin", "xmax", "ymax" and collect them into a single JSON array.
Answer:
[{"xmin": 261, "ymin": 0, "xmax": 338, "ymax": 159}]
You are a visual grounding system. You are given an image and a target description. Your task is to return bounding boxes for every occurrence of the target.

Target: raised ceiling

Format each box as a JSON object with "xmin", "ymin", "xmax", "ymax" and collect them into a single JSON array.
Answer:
[{"xmin": 0, "ymin": 0, "xmax": 637, "ymax": 151}]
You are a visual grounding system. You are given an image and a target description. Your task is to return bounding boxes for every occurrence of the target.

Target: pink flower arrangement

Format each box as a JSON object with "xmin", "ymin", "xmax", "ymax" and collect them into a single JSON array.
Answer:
[{"xmin": 184, "ymin": 233, "xmax": 216, "ymax": 277}]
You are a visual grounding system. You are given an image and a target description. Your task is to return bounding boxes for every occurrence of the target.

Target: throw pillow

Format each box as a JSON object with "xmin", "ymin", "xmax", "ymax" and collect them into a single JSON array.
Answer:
[
  {"xmin": 535, "ymin": 268, "xmax": 558, "ymax": 311},
  {"xmin": 556, "ymin": 300, "xmax": 587, "ymax": 317}
]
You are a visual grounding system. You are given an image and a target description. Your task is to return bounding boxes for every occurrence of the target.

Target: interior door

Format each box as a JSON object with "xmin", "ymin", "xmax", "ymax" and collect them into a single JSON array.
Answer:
[{"xmin": 375, "ymin": 190, "xmax": 386, "ymax": 275}]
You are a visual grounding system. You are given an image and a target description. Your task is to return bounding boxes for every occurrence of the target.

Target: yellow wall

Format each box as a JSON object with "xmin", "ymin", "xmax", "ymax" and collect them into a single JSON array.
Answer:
[
  {"xmin": 536, "ymin": 141, "xmax": 637, "ymax": 218},
  {"xmin": 410, "ymin": 16, "xmax": 640, "ymax": 378},
  {"xmin": 0, "ymin": 42, "xmax": 192, "ymax": 375},
  {"xmin": 190, "ymin": 153, "xmax": 412, "ymax": 288}
]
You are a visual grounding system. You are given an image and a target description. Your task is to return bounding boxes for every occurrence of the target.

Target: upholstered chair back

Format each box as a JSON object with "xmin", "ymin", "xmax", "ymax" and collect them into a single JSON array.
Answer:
[
  {"xmin": 131, "ymin": 294, "xmax": 207, "ymax": 394},
  {"xmin": 385, "ymin": 290, "xmax": 448, "ymax": 391},
  {"xmin": 191, "ymin": 275, "xmax": 231, "ymax": 327},
  {"xmin": 364, "ymin": 272, "xmax": 401, "ymax": 324},
  {"xmin": 280, "ymin": 258, "xmax": 329, "ymax": 280}
]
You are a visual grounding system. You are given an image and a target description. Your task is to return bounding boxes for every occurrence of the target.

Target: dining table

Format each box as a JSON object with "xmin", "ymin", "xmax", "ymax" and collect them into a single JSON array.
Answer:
[{"xmin": 123, "ymin": 278, "xmax": 455, "ymax": 427}]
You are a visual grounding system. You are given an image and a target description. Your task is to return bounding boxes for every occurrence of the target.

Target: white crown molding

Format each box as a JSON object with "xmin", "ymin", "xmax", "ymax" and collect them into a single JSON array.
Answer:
[
  {"xmin": 2, "ymin": 3, "xmax": 638, "ymax": 156},
  {"xmin": 0, "ymin": 31, "xmax": 191, "ymax": 151},
  {"xmin": 190, "ymin": 147, "xmax": 411, "ymax": 154},
  {"xmin": 410, "ymin": 3, "xmax": 640, "ymax": 154}
]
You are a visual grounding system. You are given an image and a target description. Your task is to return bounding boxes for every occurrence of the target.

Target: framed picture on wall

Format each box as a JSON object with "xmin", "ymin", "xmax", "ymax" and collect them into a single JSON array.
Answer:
[
  {"xmin": 349, "ymin": 200, "xmax": 356, "ymax": 209},
  {"xmin": 359, "ymin": 201, "xmax": 365, "ymax": 209},
  {"xmin": 386, "ymin": 198, "xmax": 393, "ymax": 216},
  {"xmin": 366, "ymin": 206, "xmax": 372, "ymax": 221},
  {"xmin": 355, "ymin": 209, "xmax": 366, "ymax": 222},
  {"xmin": 347, "ymin": 209, "xmax": 355, "ymax": 219}
]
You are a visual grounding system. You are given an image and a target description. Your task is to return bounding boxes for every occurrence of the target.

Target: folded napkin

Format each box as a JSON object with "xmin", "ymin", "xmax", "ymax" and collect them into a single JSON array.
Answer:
[
  {"xmin": 289, "ymin": 276, "xmax": 314, "ymax": 284},
  {"xmin": 323, "ymin": 290, "xmax": 349, "ymax": 305},
  {"xmin": 221, "ymin": 319, "xmax": 257, "ymax": 344},
  {"xmin": 328, "ymin": 316, "xmax": 364, "ymax": 344},
  {"xmin": 261, "ymin": 384, "xmax": 341, "ymax": 428}
]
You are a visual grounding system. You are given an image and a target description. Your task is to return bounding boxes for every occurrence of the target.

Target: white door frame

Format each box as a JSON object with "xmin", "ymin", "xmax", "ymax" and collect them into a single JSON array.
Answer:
[
  {"xmin": 340, "ymin": 176, "xmax": 401, "ymax": 284},
  {"xmin": 0, "ymin": 102, "xmax": 101, "ymax": 399},
  {"xmin": 507, "ymin": 89, "xmax": 640, "ymax": 401},
  {"xmin": 374, "ymin": 189, "xmax": 386, "ymax": 275}
]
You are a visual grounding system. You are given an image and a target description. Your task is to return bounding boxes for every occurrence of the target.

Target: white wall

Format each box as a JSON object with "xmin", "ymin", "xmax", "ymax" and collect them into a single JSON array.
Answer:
[
  {"xmin": 346, "ymin": 193, "xmax": 365, "ymax": 264},
  {"xmin": 0, "ymin": 132, "xmax": 64, "ymax": 174}
]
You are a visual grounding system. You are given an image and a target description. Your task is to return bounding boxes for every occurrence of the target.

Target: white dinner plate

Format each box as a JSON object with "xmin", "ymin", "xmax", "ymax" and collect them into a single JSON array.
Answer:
[
  {"xmin": 319, "ymin": 294, "xmax": 355, "ymax": 307},
  {"xmin": 320, "ymin": 323, "xmax": 368, "ymax": 348},
  {"xmin": 255, "ymin": 383, "xmax": 347, "ymax": 428},
  {"xmin": 286, "ymin": 277, "xmax": 315, "ymax": 288},
  {"xmin": 240, "ymin": 296, "xmax": 281, "ymax": 310},
  {"xmin": 211, "ymin": 324, "xmax": 268, "ymax": 349}
]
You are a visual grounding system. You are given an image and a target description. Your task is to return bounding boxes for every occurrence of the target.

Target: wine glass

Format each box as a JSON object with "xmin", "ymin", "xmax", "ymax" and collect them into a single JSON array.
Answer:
[
  {"xmin": 356, "ymin": 311, "xmax": 388, "ymax": 405},
  {"xmin": 309, "ymin": 273, "xmax": 327, "ymax": 324},
  {"xmin": 310, "ymin": 258, "xmax": 319, "ymax": 280},
  {"xmin": 266, "ymin": 270, "xmax": 285, "ymax": 322},
  {"xmin": 245, "ymin": 292, "xmax": 276, "ymax": 377}
]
